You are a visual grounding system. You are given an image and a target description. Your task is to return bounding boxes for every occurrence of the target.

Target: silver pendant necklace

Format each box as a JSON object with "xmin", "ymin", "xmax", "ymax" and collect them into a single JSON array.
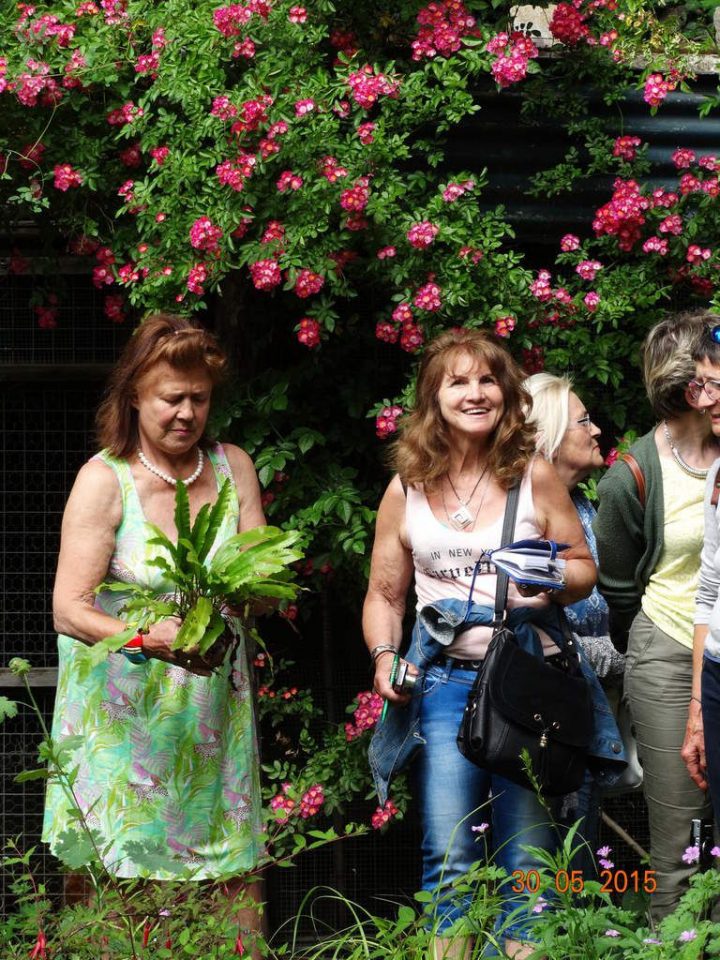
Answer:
[
  {"xmin": 137, "ymin": 447, "xmax": 205, "ymax": 486},
  {"xmin": 662, "ymin": 421, "xmax": 709, "ymax": 479},
  {"xmin": 444, "ymin": 464, "xmax": 489, "ymax": 529}
]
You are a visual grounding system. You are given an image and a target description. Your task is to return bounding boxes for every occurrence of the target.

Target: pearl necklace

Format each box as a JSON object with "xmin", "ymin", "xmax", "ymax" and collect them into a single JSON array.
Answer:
[
  {"xmin": 662, "ymin": 421, "xmax": 709, "ymax": 479},
  {"xmin": 137, "ymin": 447, "xmax": 204, "ymax": 486}
]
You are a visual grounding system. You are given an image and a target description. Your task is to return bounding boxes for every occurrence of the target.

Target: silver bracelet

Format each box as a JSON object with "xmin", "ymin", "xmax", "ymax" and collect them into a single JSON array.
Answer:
[{"xmin": 369, "ymin": 644, "xmax": 398, "ymax": 663}]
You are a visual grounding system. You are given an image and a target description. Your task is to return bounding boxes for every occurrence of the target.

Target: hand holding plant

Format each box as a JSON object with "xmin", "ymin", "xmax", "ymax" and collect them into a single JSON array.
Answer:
[{"xmin": 79, "ymin": 478, "xmax": 304, "ymax": 674}]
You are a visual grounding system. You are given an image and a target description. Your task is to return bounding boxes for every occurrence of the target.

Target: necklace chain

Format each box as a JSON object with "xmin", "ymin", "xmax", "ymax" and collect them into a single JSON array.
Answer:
[
  {"xmin": 137, "ymin": 447, "xmax": 204, "ymax": 486},
  {"xmin": 662, "ymin": 421, "xmax": 709, "ymax": 479},
  {"xmin": 442, "ymin": 464, "xmax": 490, "ymax": 531},
  {"xmin": 446, "ymin": 465, "xmax": 488, "ymax": 506}
]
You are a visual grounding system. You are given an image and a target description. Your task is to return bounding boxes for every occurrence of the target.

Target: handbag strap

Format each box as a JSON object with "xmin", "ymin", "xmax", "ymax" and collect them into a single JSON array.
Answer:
[
  {"xmin": 493, "ymin": 481, "xmax": 520, "ymax": 628},
  {"xmin": 464, "ymin": 480, "xmax": 520, "ymax": 623}
]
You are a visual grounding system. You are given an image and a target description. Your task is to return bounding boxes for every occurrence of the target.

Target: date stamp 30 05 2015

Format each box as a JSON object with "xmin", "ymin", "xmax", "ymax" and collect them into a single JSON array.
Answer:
[{"xmin": 511, "ymin": 869, "xmax": 657, "ymax": 895}]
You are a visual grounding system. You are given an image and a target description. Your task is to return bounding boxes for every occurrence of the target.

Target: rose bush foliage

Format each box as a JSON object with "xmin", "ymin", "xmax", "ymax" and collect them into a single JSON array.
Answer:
[{"xmin": 3, "ymin": 1, "xmax": 719, "ymax": 587}]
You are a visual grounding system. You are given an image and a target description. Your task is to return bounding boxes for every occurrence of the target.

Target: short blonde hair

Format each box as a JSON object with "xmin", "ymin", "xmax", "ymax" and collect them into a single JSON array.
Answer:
[
  {"xmin": 643, "ymin": 311, "xmax": 719, "ymax": 419},
  {"xmin": 524, "ymin": 372, "xmax": 573, "ymax": 461}
]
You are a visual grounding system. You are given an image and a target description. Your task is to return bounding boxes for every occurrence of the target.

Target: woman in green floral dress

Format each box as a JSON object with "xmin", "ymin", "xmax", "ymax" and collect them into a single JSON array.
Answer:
[{"xmin": 44, "ymin": 313, "xmax": 266, "ymax": 931}]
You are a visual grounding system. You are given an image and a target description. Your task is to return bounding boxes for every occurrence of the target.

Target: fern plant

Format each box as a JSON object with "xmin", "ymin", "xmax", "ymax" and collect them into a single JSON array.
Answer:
[{"xmin": 82, "ymin": 478, "xmax": 304, "ymax": 668}]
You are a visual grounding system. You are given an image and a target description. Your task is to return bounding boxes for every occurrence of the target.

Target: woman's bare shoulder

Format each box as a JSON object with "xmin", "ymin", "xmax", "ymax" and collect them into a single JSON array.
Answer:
[{"xmin": 66, "ymin": 458, "xmax": 123, "ymax": 528}]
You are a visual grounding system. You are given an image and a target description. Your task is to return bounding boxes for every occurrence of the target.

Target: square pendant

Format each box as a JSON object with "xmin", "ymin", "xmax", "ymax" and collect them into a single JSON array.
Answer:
[{"xmin": 450, "ymin": 505, "xmax": 473, "ymax": 528}]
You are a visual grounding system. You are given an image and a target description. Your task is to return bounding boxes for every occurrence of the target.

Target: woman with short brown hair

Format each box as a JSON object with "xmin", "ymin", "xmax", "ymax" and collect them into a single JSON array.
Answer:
[{"xmin": 44, "ymin": 313, "xmax": 266, "ymax": 953}]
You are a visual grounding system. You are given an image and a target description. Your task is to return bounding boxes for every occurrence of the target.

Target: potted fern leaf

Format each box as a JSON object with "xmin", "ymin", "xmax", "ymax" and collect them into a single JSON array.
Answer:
[{"xmin": 80, "ymin": 478, "xmax": 303, "ymax": 671}]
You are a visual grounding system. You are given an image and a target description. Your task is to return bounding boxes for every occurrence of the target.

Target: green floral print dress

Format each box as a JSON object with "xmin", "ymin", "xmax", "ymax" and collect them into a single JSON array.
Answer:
[{"xmin": 42, "ymin": 444, "xmax": 264, "ymax": 879}]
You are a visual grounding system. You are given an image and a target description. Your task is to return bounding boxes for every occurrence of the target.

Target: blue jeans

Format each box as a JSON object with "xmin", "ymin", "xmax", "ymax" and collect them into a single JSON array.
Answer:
[
  {"xmin": 702, "ymin": 656, "xmax": 720, "ymax": 826},
  {"xmin": 415, "ymin": 658, "xmax": 558, "ymax": 945}
]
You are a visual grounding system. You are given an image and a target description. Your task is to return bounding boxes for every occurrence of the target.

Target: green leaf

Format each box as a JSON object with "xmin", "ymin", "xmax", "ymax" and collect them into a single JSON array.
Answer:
[
  {"xmin": 53, "ymin": 828, "xmax": 104, "ymax": 870},
  {"xmin": 174, "ymin": 480, "xmax": 192, "ymax": 569},
  {"xmin": 14, "ymin": 768, "xmax": 49, "ymax": 783},
  {"xmin": 197, "ymin": 477, "xmax": 234, "ymax": 563},
  {"xmin": 0, "ymin": 697, "xmax": 18, "ymax": 722},
  {"xmin": 173, "ymin": 597, "xmax": 213, "ymax": 650},
  {"xmin": 196, "ymin": 609, "xmax": 226, "ymax": 656}
]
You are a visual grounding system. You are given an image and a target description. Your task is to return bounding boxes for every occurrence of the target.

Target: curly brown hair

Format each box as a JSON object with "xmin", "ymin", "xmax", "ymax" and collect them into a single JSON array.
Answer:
[
  {"xmin": 390, "ymin": 329, "xmax": 535, "ymax": 490},
  {"xmin": 96, "ymin": 313, "xmax": 227, "ymax": 458}
]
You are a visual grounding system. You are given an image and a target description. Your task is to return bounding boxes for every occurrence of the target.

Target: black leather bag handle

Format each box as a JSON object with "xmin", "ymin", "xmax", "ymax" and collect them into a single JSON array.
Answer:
[{"xmin": 493, "ymin": 481, "xmax": 520, "ymax": 628}]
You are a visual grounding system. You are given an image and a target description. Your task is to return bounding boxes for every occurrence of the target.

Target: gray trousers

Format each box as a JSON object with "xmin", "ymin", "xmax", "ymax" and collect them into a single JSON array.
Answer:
[{"xmin": 625, "ymin": 610, "xmax": 714, "ymax": 920}]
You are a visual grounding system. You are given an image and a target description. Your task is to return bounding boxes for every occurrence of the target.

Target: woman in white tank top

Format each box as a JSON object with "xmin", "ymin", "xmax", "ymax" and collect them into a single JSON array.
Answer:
[{"xmin": 363, "ymin": 330, "xmax": 595, "ymax": 960}]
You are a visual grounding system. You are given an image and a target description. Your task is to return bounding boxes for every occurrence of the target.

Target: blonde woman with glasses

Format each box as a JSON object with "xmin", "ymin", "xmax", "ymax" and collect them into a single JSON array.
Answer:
[{"xmin": 594, "ymin": 311, "xmax": 719, "ymax": 919}]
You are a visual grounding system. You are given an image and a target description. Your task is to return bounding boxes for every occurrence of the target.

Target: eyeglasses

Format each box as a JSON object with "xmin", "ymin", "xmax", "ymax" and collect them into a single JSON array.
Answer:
[
  {"xmin": 688, "ymin": 378, "xmax": 720, "ymax": 403},
  {"xmin": 567, "ymin": 413, "xmax": 594, "ymax": 431}
]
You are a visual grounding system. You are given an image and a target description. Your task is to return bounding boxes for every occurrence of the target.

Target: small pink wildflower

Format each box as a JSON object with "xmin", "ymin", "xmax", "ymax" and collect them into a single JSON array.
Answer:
[
  {"xmin": 210, "ymin": 96, "xmax": 237, "ymax": 120},
  {"xmin": 699, "ymin": 155, "xmax": 718, "ymax": 171},
  {"xmin": 187, "ymin": 263, "xmax": 208, "ymax": 295},
  {"xmin": 400, "ymin": 324, "xmax": 424, "ymax": 352},
  {"xmin": 150, "ymin": 146, "xmax": 169, "ymax": 166},
  {"xmin": 345, "ymin": 690, "xmax": 384, "ymax": 739},
  {"xmin": 392, "ymin": 303, "xmax": 414, "ymax": 325},
  {"xmin": 53, "ymin": 163, "xmax": 82, "ymax": 191},
  {"xmin": 377, "ymin": 246, "xmax": 396, "ymax": 260},
  {"xmin": 297, "ymin": 317, "xmax": 321, "ymax": 348},
  {"xmin": 347, "ymin": 65, "xmax": 400, "ymax": 109},
  {"xmin": 276, "ymin": 170, "xmax": 303, "ymax": 192},
  {"xmin": 682, "ymin": 844, "xmax": 700, "ymax": 864},
  {"xmin": 576, "ymin": 259, "xmax": 603, "ymax": 281},
  {"xmin": 604, "ymin": 930, "xmax": 621, "ymax": 938},
  {"xmin": 530, "ymin": 269, "xmax": 553, "ymax": 301},
  {"xmin": 288, "ymin": 6, "xmax": 307, "ymax": 23},
  {"xmin": 103, "ymin": 293, "xmax": 125, "ymax": 323},
  {"xmin": 687, "ymin": 245, "xmax": 711, "ymax": 264},
  {"xmin": 407, "ymin": 221, "xmax": 439, "ymax": 249},
  {"xmin": 375, "ymin": 321, "xmax": 399, "ymax": 344},
  {"xmin": 295, "ymin": 98, "xmax": 315, "ymax": 117},
  {"xmin": 119, "ymin": 143, "xmax": 142, "ymax": 168},
  {"xmin": 442, "ymin": 179, "xmax": 475, "ymax": 202},
  {"xmin": 671, "ymin": 148, "xmax": 696, "ymax": 169},
  {"xmin": 643, "ymin": 73, "xmax": 676, "ymax": 108},
  {"xmin": 605, "ymin": 448, "xmax": 618, "ymax": 467},
  {"xmin": 413, "ymin": 282, "xmax": 442, "ymax": 312},
  {"xmin": 471, "ymin": 822, "xmax": 489, "ymax": 834},
  {"xmin": 550, "ymin": 3, "xmax": 590, "ymax": 46},
  {"xmin": 678, "ymin": 930, "xmax": 697, "ymax": 942},
  {"xmin": 249, "ymin": 258, "xmax": 282, "ymax": 291},
  {"xmin": 340, "ymin": 178, "xmax": 370, "ymax": 212},
  {"xmin": 357, "ymin": 122, "xmax": 375, "ymax": 144},
  {"xmin": 295, "ymin": 269, "xmax": 324, "ymax": 298},
  {"xmin": 319, "ymin": 156, "xmax": 348, "ymax": 183},
  {"xmin": 494, "ymin": 315, "xmax": 516, "ymax": 337},
  {"xmin": 560, "ymin": 234, "xmax": 580, "ymax": 252},
  {"xmin": 643, "ymin": 236, "xmax": 668, "ymax": 255},
  {"xmin": 375, "ymin": 405, "xmax": 403, "ymax": 437},
  {"xmin": 584, "ymin": 292, "xmax": 600, "ymax": 311},
  {"xmin": 659, "ymin": 214, "xmax": 683, "ymax": 236},
  {"xmin": 613, "ymin": 136, "xmax": 642, "ymax": 161},
  {"xmin": 371, "ymin": 799, "xmax": 399, "ymax": 829},
  {"xmin": 299, "ymin": 784, "xmax": 324, "ymax": 819},
  {"xmin": 189, "ymin": 217, "xmax": 223, "ymax": 253}
]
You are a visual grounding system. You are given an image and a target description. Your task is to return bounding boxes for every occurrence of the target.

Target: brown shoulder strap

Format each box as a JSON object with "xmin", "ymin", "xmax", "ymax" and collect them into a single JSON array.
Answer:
[
  {"xmin": 621, "ymin": 453, "xmax": 646, "ymax": 509},
  {"xmin": 711, "ymin": 463, "xmax": 720, "ymax": 507}
]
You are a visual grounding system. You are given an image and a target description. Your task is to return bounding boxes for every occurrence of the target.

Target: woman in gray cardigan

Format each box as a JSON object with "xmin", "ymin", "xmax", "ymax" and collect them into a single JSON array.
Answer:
[{"xmin": 594, "ymin": 311, "xmax": 719, "ymax": 919}]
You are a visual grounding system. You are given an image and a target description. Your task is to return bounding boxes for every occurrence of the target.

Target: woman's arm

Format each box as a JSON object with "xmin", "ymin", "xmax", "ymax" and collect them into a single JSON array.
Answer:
[
  {"xmin": 531, "ymin": 458, "xmax": 596, "ymax": 605},
  {"xmin": 681, "ymin": 625, "xmax": 708, "ymax": 790},
  {"xmin": 53, "ymin": 460, "xmax": 127, "ymax": 643},
  {"xmin": 362, "ymin": 476, "xmax": 415, "ymax": 704},
  {"xmin": 593, "ymin": 460, "xmax": 646, "ymax": 648},
  {"xmin": 53, "ymin": 460, "xmax": 209, "ymax": 673}
]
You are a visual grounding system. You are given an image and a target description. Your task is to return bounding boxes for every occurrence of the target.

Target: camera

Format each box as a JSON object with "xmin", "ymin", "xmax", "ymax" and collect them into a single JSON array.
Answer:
[
  {"xmin": 392, "ymin": 659, "xmax": 419, "ymax": 695},
  {"xmin": 690, "ymin": 818, "xmax": 714, "ymax": 869}
]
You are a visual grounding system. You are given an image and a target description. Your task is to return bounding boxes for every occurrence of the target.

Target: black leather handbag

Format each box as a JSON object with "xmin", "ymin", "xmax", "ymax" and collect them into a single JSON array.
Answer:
[{"xmin": 456, "ymin": 484, "xmax": 593, "ymax": 797}]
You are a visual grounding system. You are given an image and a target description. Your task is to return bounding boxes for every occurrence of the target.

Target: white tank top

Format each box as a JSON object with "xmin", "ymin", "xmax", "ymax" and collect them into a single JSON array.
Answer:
[{"xmin": 406, "ymin": 463, "xmax": 554, "ymax": 659}]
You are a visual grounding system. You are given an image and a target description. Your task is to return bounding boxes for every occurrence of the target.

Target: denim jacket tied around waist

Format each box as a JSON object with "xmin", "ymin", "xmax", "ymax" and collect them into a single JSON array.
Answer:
[{"xmin": 369, "ymin": 598, "xmax": 627, "ymax": 805}]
